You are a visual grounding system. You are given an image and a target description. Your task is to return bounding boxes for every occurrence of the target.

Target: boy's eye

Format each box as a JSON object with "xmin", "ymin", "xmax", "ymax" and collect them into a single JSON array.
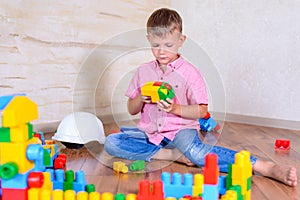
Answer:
[
  {"xmin": 166, "ymin": 44, "xmax": 173, "ymax": 47},
  {"xmin": 152, "ymin": 44, "xmax": 159, "ymax": 48}
]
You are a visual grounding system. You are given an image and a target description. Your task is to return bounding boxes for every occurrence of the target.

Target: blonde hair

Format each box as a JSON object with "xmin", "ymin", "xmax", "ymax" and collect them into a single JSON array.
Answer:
[{"xmin": 146, "ymin": 8, "xmax": 183, "ymax": 36}]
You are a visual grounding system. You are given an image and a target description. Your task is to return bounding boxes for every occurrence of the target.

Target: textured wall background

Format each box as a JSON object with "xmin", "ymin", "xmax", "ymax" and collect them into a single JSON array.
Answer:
[
  {"xmin": 1, "ymin": 1, "xmax": 299, "ymax": 131},
  {"xmin": 172, "ymin": 0, "xmax": 300, "ymax": 125}
]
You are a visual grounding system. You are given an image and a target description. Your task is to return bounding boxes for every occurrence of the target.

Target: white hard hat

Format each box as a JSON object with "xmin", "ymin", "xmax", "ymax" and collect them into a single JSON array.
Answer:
[{"xmin": 52, "ymin": 112, "xmax": 105, "ymax": 148}]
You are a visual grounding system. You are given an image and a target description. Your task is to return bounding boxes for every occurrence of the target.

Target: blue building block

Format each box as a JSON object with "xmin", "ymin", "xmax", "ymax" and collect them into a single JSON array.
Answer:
[
  {"xmin": 52, "ymin": 169, "xmax": 64, "ymax": 190},
  {"xmin": 73, "ymin": 170, "xmax": 87, "ymax": 192},
  {"xmin": 203, "ymin": 184, "xmax": 219, "ymax": 200},
  {"xmin": 199, "ymin": 116, "xmax": 219, "ymax": 132},
  {"xmin": 218, "ymin": 176, "xmax": 227, "ymax": 195},
  {"xmin": 162, "ymin": 172, "xmax": 193, "ymax": 198},
  {"xmin": 27, "ymin": 143, "xmax": 46, "ymax": 172},
  {"xmin": 1, "ymin": 169, "xmax": 32, "ymax": 189}
]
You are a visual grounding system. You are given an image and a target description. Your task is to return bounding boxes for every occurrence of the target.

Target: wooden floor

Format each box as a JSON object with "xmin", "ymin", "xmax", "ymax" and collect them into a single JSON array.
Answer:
[{"xmin": 49, "ymin": 122, "xmax": 300, "ymax": 200}]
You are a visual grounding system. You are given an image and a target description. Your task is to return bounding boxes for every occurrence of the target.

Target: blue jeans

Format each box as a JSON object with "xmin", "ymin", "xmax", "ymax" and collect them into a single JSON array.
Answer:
[{"xmin": 104, "ymin": 126, "xmax": 257, "ymax": 172}]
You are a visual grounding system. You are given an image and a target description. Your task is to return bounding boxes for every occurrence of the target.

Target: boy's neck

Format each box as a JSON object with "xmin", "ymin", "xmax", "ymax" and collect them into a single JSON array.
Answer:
[{"xmin": 159, "ymin": 64, "xmax": 167, "ymax": 73}]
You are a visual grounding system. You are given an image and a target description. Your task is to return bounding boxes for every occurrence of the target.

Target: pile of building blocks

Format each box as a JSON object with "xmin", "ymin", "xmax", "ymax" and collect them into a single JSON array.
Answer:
[{"xmin": 0, "ymin": 94, "xmax": 252, "ymax": 200}]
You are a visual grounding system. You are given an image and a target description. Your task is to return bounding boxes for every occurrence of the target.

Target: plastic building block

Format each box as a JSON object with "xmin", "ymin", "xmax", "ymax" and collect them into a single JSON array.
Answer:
[
  {"xmin": 137, "ymin": 180, "xmax": 164, "ymax": 200},
  {"xmin": 27, "ymin": 143, "xmax": 46, "ymax": 172},
  {"xmin": 64, "ymin": 189, "xmax": 76, "ymax": 200},
  {"xmin": 64, "ymin": 170, "xmax": 74, "ymax": 191},
  {"xmin": 73, "ymin": 170, "xmax": 87, "ymax": 192},
  {"xmin": 193, "ymin": 173, "xmax": 203, "ymax": 197},
  {"xmin": 125, "ymin": 193, "xmax": 137, "ymax": 200},
  {"xmin": 231, "ymin": 151, "xmax": 252, "ymax": 198},
  {"xmin": 162, "ymin": 172, "xmax": 192, "ymax": 198},
  {"xmin": 218, "ymin": 176, "xmax": 227, "ymax": 195},
  {"xmin": 202, "ymin": 154, "xmax": 219, "ymax": 185},
  {"xmin": 77, "ymin": 191, "xmax": 89, "ymax": 200},
  {"xmin": 54, "ymin": 154, "xmax": 67, "ymax": 169},
  {"xmin": 202, "ymin": 184, "xmax": 218, "ymax": 200},
  {"xmin": 275, "ymin": 139, "xmax": 290, "ymax": 151},
  {"xmin": 52, "ymin": 169, "xmax": 64, "ymax": 190},
  {"xmin": 0, "ymin": 127, "xmax": 10, "ymax": 142},
  {"xmin": 89, "ymin": 192, "xmax": 101, "ymax": 200},
  {"xmin": 129, "ymin": 160, "xmax": 145, "ymax": 171},
  {"xmin": 0, "ymin": 137, "xmax": 39, "ymax": 173},
  {"xmin": 1, "ymin": 95, "xmax": 38, "ymax": 127},
  {"xmin": 1, "ymin": 169, "xmax": 32, "ymax": 189},
  {"xmin": 52, "ymin": 189, "xmax": 64, "ymax": 200},
  {"xmin": 86, "ymin": 184, "xmax": 95, "ymax": 193},
  {"xmin": 141, "ymin": 81, "xmax": 175, "ymax": 103},
  {"xmin": 10, "ymin": 124, "xmax": 31, "ymax": 142},
  {"xmin": 113, "ymin": 161, "xmax": 128, "ymax": 173},
  {"xmin": 115, "ymin": 193, "xmax": 126, "ymax": 200},
  {"xmin": 198, "ymin": 112, "xmax": 220, "ymax": 132},
  {"xmin": 2, "ymin": 188, "xmax": 28, "ymax": 200},
  {"xmin": 101, "ymin": 192, "xmax": 113, "ymax": 200},
  {"xmin": 0, "ymin": 162, "xmax": 18, "ymax": 180},
  {"xmin": 221, "ymin": 190, "xmax": 237, "ymax": 200},
  {"xmin": 28, "ymin": 172, "xmax": 44, "ymax": 188}
]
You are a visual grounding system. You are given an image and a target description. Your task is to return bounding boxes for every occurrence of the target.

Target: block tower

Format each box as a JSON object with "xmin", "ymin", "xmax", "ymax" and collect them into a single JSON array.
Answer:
[{"xmin": 0, "ymin": 94, "xmax": 66, "ymax": 200}]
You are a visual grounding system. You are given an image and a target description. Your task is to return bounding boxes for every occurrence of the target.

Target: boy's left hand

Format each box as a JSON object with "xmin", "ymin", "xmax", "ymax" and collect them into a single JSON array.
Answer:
[{"xmin": 157, "ymin": 98, "xmax": 174, "ymax": 113}]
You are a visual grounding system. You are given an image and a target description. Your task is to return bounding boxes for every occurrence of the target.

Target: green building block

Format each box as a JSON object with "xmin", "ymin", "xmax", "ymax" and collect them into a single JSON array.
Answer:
[
  {"xmin": 0, "ymin": 127, "xmax": 10, "ymax": 142},
  {"xmin": 43, "ymin": 149, "xmax": 51, "ymax": 166},
  {"xmin": 63, "ymin": 170, "xmax": 74, "ymax": 191},
  {"xmin": 229, "ymin": 185, "xmax": 243, "ymax": 200},
  {"xmin": 86, "ymin": 184, "xmax": 95, "ymax": 193},
  {"xmin": 129, "ymin": 160, "xmax": 145, "ymax": 171},
  {"xmin": 114, "ymin": 193, "xmax": 125, "ymax": 200},
  {"xmin": 27, "ymin": 123, "xmax": 34, "ymax": 139}
]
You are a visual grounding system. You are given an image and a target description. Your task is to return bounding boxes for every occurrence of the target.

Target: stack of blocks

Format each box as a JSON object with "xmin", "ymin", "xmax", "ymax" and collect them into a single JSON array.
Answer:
[
  {"xmin": 0, "ymin": 94, "xmax": 96, "ymax": 200},
  {"xmin": 0, "ymin": 94, "xmax": 253, "ymax": 200}
]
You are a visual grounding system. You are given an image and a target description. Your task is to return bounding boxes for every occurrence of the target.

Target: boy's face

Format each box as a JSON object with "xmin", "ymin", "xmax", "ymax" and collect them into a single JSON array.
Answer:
[{"xmin": 147, "ymin": 31, "xmax": 186, "ymax": 66}]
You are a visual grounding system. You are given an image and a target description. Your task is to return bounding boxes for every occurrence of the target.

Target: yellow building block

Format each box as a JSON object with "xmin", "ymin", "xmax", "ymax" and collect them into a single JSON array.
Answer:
[
  {"xmin": 126, "ymin": 194, "xmax": 137, "ymax": 200},
  {"xmin": 0, "ymin": 137, "xmax": 38, "ymax": 173},
  {"xmin": 41, "ymin": 172, "xmax": 53, "ymax": 191},
  {"xmin": 193, "ymin": 173, "xmax": 203, "ymax": 197},
  {"xmin": 40, "ymin": 189, "xmax": 51, "ymax": 200},
  {"xmin": 141, "ymin": 82, "xmax": 160, "ymax": 103},
  {"xmin": 89, "ymin": 192, "xmax": 101, "ymax": 200},
  {"xmin": 64, "ymin": 190, "xmax": 76, "ymax": 200},
  {"xmin": 28, "ymin": 188, "xmax": 39, "ymax": 200},
  {"xmin": 2, "ymin": 95, "xmax": 38, "ymax": 127},
  {"xmin": 77, "ymin": 191, "xmax": 89, "ymax": 200},
  {"xmin": 101, "ymin": 192, "xmax": 113, "ymax": 200},
  {"xmin": 52, "ymin": 190, "xmax": 64, "ymax": 200},
  {"xmin": 221, "ymin": 190, "xmax": 237, "ymax": 200},
  {"xmin": 10, "ymin": 123, "xmax": 32, "ymax": 143},
  {"xmin": 113, "ymin": 161, "xmax": 128, "ymax": 173},
  {"xmin": 231, "ymin": 151, "xmax": 252, "ymax": 195}
]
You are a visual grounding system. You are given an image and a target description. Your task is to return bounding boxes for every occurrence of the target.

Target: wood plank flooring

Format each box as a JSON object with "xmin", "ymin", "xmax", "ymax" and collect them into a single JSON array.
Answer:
[{"xmin": 49, "ymin": 121, "xmax": 300, "ymax": 200}]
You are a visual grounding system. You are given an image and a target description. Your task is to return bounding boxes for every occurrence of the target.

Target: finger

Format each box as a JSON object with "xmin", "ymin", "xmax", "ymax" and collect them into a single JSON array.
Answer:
[{"xmin": 166, "ymin": 98, "xmax": 173, "ymax": 104}]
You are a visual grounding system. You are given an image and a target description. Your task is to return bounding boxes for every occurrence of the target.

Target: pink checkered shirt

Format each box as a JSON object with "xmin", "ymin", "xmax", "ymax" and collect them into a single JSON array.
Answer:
[{"xmin": 125, "ymin": 56, "xmax": 208, "ymax": 145}]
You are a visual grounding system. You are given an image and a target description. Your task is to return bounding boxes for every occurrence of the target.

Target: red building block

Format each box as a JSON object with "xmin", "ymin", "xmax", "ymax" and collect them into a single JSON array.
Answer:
[
  {"xmin": 275, "ymin": 139, "xmax": 290, "ymax": 151},
  {"xmin": 2, "ymin": 188, "xmax": 28, "ymax": 200},
  {"xmin": 137, "ymin": 180, "xmax": 164, "ymax": 200},
  {"xmin": 202, "ymin": 153, "xmax": 219, "ymax": 185}
]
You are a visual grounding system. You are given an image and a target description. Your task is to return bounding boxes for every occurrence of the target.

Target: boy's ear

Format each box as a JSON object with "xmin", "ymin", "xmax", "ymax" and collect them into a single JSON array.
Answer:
[{"xmin": 179, "ymin": 34, "xmax": 186, "ymax": 47}]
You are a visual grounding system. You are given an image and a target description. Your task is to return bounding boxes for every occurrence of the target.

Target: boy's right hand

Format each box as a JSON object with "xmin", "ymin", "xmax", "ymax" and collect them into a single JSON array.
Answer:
[{"xmin": 140, "ymin": 95, "xmax": 152, "ymax": 104}]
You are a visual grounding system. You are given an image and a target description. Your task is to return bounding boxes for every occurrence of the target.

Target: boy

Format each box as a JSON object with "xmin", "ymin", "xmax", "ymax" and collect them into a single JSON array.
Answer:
[{"xmin": 104, "ymin": 8, "xmax": 297, "ymax": 187}]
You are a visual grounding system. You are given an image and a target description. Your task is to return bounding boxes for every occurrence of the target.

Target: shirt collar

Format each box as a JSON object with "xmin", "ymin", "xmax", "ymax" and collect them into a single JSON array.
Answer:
[{"xmin": 154, "ymin": 55, "xmax": 184, "ymax": 70}]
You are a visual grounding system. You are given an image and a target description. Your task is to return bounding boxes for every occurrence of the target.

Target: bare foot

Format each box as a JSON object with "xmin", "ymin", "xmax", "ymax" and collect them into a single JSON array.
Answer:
[
  {"xmin": 253, "ymin": 160, "xmax": 297, "ymax": 187},
  {"xmin": 176, "ymin": 155, "xmax": 196, "ymax": 167}
]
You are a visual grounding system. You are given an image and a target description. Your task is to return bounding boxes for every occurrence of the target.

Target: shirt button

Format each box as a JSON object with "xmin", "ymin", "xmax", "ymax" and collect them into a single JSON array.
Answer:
[
  {"xmin": 160, "ymin": 77, "xmax": 163, "ymax": 80},
  {"xmin": 158, "ymin": 124, "xmax": 161, "ymax": 127},
  {"xmin": 158, "ymin": 109, "xmax": 161, "ymax": 111}
]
